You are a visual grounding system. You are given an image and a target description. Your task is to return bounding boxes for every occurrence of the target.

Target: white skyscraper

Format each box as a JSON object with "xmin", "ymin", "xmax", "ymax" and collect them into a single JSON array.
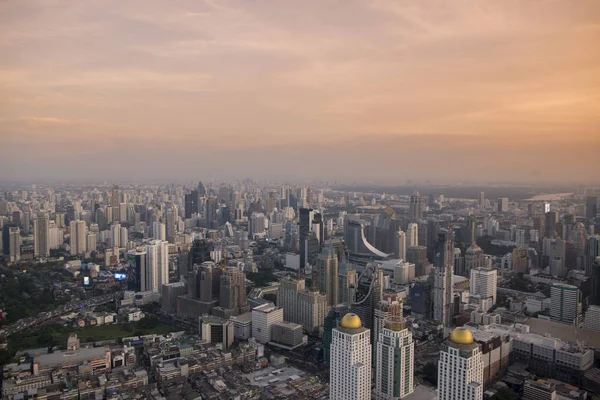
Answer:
[
  {"xmin": 434, "ymin": 231, "xmax": 454, "ymax": 327},
  {"xmin": 469, "ymin": 268, "xmax": 498, "ymax": 310},
  {"xmin": 33, "ymin": 212, "xmax": 50, "ymax": 258},
  {"xmin": 9, "ymin": 227, "xmax": 20, "ymax": 262},
  {"xmin": 406, "ymin": 223, "xmax": 418, "ymax": 248},
  {"xmin": 86, "ymin": 232, "xmax": 97, "ymax": 252},
  {"xmin": 153, "ymin": 221, "xmax": 166, "ymax": 241},
  {"xmin": 375, "ymin": 317, "xmax": 414, "ymax": 400},
  {"xmin": 395, "ymin": 229, "xmax": 406, "ymax": 260},
  {"xmin": 438, "ymin": 328, "xmax": 484, "ymax": 400},
  {"xmin": 120, "ymin": 226, "xmax": 128, "ymax": 248},
  {"xmin": 111, "ymin": 224, "xmax": 121, "ymax": 248},
  {"xmin": 330, "ymin": 313, "xmax": 371, "ymax": 400},
  {"xmin": 550, "ymin": 283, "xmax": 581, "ymax": 325},
  {"xmin": 146, "ymin": 240, "xmax": 169, "ymax": 291},
  {"xmin": 69, "ymin": 220, "xmax": 87, "ymax": 255}
]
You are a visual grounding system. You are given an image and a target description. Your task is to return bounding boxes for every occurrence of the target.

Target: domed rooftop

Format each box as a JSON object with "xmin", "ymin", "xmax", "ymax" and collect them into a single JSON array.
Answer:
[
  {"xmin": 450, "ymin": 327, "xmax": 474, "ymax": 345},
  {"xmin": 340, "ymin": 313, "xmax": 362, "ymax": 329},
  {"xmin": 466, "ymin": 243, "xmax": 482, "ymax": 255}
]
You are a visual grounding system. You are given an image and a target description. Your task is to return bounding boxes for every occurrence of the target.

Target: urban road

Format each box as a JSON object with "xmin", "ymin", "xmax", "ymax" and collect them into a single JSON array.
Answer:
[{"xmin": 0, "ymin": 292, "xmax": 121, "ymax": 341}]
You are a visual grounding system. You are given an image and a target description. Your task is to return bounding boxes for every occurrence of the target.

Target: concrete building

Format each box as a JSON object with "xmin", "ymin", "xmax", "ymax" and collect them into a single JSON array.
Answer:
[
  {"xmin": 70, "ymin": 220, "xmax": 87, "ymax": 255},
  {"xmin": 339, "ymin": 269, "xmax": 358, "ymax": 304},
  {"xmin": 200, "ymin": 316, "xmax": 234, "ymax": 350},
  {"xmin": 297, "ymin": 288, "xmax": 328, "ymax": 334},
  {"xmin": 434, "ymin": 231, "xmax": 454, "ymax": 327},
  {"xmin": 251, "ymin": 302, "xmax": 283, "ymax": 344},
  {"xmin": 330, "ymin": 313, "xmax": 371, "ymax": 400},
  {"xmin": 230, "ymin": 312, "xmax": 252, "ymax": 340},
  {"xmin": 409, "ymin": 192, "xmax": 422, "ymax": 222},
  {"xmin": 395, "ymin": 229, "xmax": 406, "ymax": 260},
  {"xmin": 316, "ymin": 245, "xmax": 339, "ymax": 306},
  {"xmin": 438, "ymin": 328, "xmax": 484, "ymax": 400},
  {"xmin": 550, "ymin": 283, "xmax": 581, "ymax": 326},
  {"xmin": 497, "ymin": 197, "xmax": 509, "ymax": 213},
  {"xmin": 584, "ymin": 305, "xmax": 600, "ymax": 332},
  {"xmin": 33, "ymin": 212, "xmax": 50, "ymax": 258},
  {"xmin": 470, "ymin": 268, "xmax": 497, "ymax": 311},
  {"xmin": 406, "ymin": 223, "xmax": 418, "ymax": 248},
  {"xmin": 8, "ymin": 227, "xmax": 20, "ymax": 262},
  {"xmin": 146, "ymin": 239, "xmax": 169, "ymax": 292},
  {"xmin": 375, "ymin": 317, "xmax": 414, "ymax": 400},
  {"xmin": 161, "ymin": 282, "xmax": 186, "ymax": 314},
  {"xmin": 523, "ymin": 379, "xmax": 557, "ymax": 400},
  {"xmin": 277, "ymin": 276, "xmax": 305, "ymax": 324},
  {"xmin": 270, "ymin": 321, "xmax": 306, "ymax": 350}
]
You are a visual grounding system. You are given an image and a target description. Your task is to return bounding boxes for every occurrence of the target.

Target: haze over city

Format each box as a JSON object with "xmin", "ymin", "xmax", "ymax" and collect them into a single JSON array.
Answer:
[{"xmin": 2, "ymin": 0, "xmax": 599, "ymax": 183}]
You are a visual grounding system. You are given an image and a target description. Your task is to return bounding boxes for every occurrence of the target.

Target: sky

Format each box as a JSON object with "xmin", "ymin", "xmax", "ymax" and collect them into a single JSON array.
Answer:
[{"xmin": 1, "ymin": 0, "xmax": 599, "ymax": 184}]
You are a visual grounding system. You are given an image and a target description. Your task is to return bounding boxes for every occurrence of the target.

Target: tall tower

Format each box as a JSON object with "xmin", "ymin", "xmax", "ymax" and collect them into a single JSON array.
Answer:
[
  {"xmin": 395, "ymin": 229, "xmax": 406, "ymax": 260},
  {"xmin": 438, "ymin": 327, "xmax": 484, "ymax": 400},
  {"xmin": 146, "ymin": 240, "xmax": 169, "ymax": 291},
  {"xmin": 406, "ymin": 223, "xmax": 418, "ymax": 248},
  {"xmin": 470, "ymin": 268, "xmax": 498, "ymax": 311},
  {"xmin": 465, "ymin": 220, "xmax": 484, "ymax": 277},
  {"xmin": 373, "ymin": 292, "xmax": 403, "ymax": 369},
  {"xmin": 219, "ymin": 267, "xmax": 248, "ymax": 316},
  {"xmin": 550, "ymin": 283, "xmax": 581, "ymax": 325},
  {"xmin": 33, "ymin": 212, "xmax": 50, "ymax": 258},
  {"xmin": 69, "ymin": 220, "xmax": 87, "ymax": 255},
  {"xmin": 299, "ymin": 208, "xmax": 313, "ymax": 271},
  {"xmin": 409, "ymin": 191, "xmax": 422, "ymax": 222},
  {"xmin": 316, "ymin": 246, "xmax": 339, "ymax": 306},
  {"xmin": 277, "ymin": 276, "xmax": 305, "ymax": 324},
  {"xmin": 9, "ymin": 227, "xmax": 20, "ymax": 262},
  {"xmin": 434, "ymin": 230, "xmax": 454, "ymax": 328},
  {"xmin": 111, "ymin": 185, "xmax": 120, "ymax": 223},
  {"xmin": 375, "ymin": 317, "xmax": 414, "ymax": 400},
  {"xmin": 479, "ymin": 192, "xmax": 485, "ymax": 211},
  {"xmin": 330, "ymin": 313, "xmax": 371, "ymax": 400}
]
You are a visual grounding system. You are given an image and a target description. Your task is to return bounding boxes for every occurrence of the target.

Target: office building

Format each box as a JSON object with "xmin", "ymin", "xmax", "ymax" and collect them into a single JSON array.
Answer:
[
  {"xmin": 270, "ymin": 321, "xmax": 306, "ymax": 350},
  {"xmin": 407, "ymin": 245, "xmax": 429, "ymax": 276},
  {"xmin": 512, "ymin": 247, "xmax": 529, "ymax": 273},
  {"xmin": 434, "ymin": 231, "xmax": 454, "ymax": 327},
  {"xmin": 153, "ymin": 221, "xmax": 166, "ymax": 241},
  {"xmin": 587, "ymin": 196, "xmax": 598, "ymax": 220},
  {"xmin": 127, "ymin": 249, "xmax": 148, "ymax": 292},
  {"xmin": 8, "ymin": 227, "xmax": 20, "ymax": 262},
  {"xmin": 470, "ymin": 268, "xmax": 497, "ymax": 310},
  {"xmin": 584, "ymin": 305, "xmax": 600, "ymax": 332},
  {"xmin": 591, "ymin": 261, "xmax": 600, "ymax": 306},
  {"xmin": 323, "ymin": 304, "xmax": 349, "ymax": 364},
  {"xmin": 479, "ymin": 192, "xmax": 485, "ymax": 211},
  {"xmin": 219, "ymin": 267, "xmax": 248, "ymax": 316},
  {"xmin": 465, "ymin": 222, "xmax": 484, "ymax": 276},
  {"xmin": 146, "ymin": 240, "xmax": 169, "ymax": 292},
  {"xmin": 546, "ymin": 211, "xmax": 559, "ymax": 238},
  {"xmin": 86, "ymin": 232, "xmax": 97, "ymax": 252},
  {"xmin": 550, "ymin": 256, "xmax": 566, "ymax": 278},
  {"xmin": 330, "ymin": 314, "xmax": 371, "ymax": 400},
  {"xmin": 110, "ymin": 223, "xmax": 121, "ymax": 248},
  {"xmin": 339, "ymin": 269, "xmax": 357, "ymax": 304},
  {"xmin": 70, "ymin": 220, "xmax": 87, "ymax": 255},
  {"xmin": 297, "ymin": 288, "xmax": 328, "ymax": 334},
  {"xmin": 251, "ymin": 302, "xmax": 283, "ymax": 344},
  {"xmin": 394, "ymin": 229, "xmax": 406, "ymax": 260},
  {"xmin": 497, "ymin": 197, "xmax": 508, "ymax": 213},
  {"xmin": 375, "ymin": 317, "xmax": 414, "ymax": 400},
  {"xmin": 200, "ymin": 316, "xmax": 234, "ymax": 350},
  {"xmin": 33, "ymin": 212, "xmax": 50, "ymax": 258},
  {"xmin": 438, "ymin": 328, "xmax": 484, "ymax": 400},
  {"xmin": 409, "ymin": 191, "xmax": 422, "ymax": 222},
  {"xmin": 523, "ymin": 379, "xmax": 557, "ymax": 400},
  {"xmin": 277, "ymin": 276, "xmax": 305, "ymax": 324},
  {"xmin": 111, "ymin": 185, "xmax": 120, "ymax": 223},
  {"xmin": 230, "ymin": 312, "xmax": 253, "ymax": 340},
  {"xmin": 406, "ymin": 223, "xmax": 418, "ymax": 247},
  {"xmin": 373, "ymin": 293, "xmax": 403, "ymax": 368},
  {"xmin": 299, "ymin": 208, "xmax": 313, "ymax": 270},
  {"xmin": 184, "ymin": 189, "xmax": 199, "ymax": 218},
  {"xmin": 161, "ymin": 282, "xmax": 186, "ymax": 314},
  {"xmin": 316, "ymin": 246, "xmax": 339, "ymax": 306},
  {"xmin": 550, "ymin": 283, "xmax": 581, "ymax": 325}
]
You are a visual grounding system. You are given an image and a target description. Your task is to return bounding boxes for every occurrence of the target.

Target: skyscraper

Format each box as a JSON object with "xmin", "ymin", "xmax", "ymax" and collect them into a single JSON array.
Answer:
[
  {"xmin": 438, "ymin": 328, "xmax": 484, "ymax": 400},
  {"xmin": 127, "ymin": 249, "xmax": 148, "ymax": 292},
  {"xmin": 219, "ymin": 267, "xmax": 248, "ymax": 316},
  {"xmin": 316, "ymin": 246, "xmax": 339, "ymax": 306},
  {"xmin": 434, "ymin": 230, "xmax": 454, "ymax": 327},
  {"xmin": 110, "ymin": 223, "xmax": 121, "ymax": 248},
  {"xmin": 406, "ymin": 223, "xmax": 418, "ymax": 248},
  {"xmin": 546, "ymin": 211, "xmax": 559, "ymax": 238},
  {"xmin": 111, "ymin": 185, "xmax": 120, "ymax": 223},
  {"xmin": 479, "ymin": 192, "xmax": 485, "ymax": 211},
  {"xmin": 394, "ymin": 229, "xmax": 406, "ymax": 260},
  {"xmin": 33, "ymin": 212, "xmax": 50, "ymax": 258},
  {"xmin": 9, "ymin": 227, "xmax": 20, "ymax": 262},
  {"xmin": 587, "ymin": 196, "xmax": 598, "ymax": 220},
  {"xmin": 277, "ymin": 276, "xmax": 305, "ymax": 324},
  {"xmin": 469, "ymin": 268, "xmax": 497, "ymax": 311},
  {"xmin": 375, "ymin": 317, "xmax": 414, "ymax": 400},
  {"xmin": 339, "ymin": 268, "xmax": 358, "ymax": 304},
  {"xmin": 297, "ymin": 288, "xmax": 327, "ymax": 334},
  {"xmin": 69, "ymin": 220, "xmax": 87, "ymax": 255},
  {"xmin": 299, "ymin": 208, "xmax": 313, "ymax": 270},
  {"xmin": 146, "ymin": 239, "xmax": 169, "ymax": 291},
  {"xmin": 409, "ymin": 191, "xmax": 422, "ymax": 222},
  {"xmin": 465, "ymin": 221, "xmax": 484, "ymax": 276},
  {"xmin": 184, "ymin": 189, "xmax": 199, "ymax": 219},
  {"xmin": 550, "ymin": 283, "xmax": 581, "ymax": 325},
  {"xmin": 373, "ymin": 292, "xmax": 403, "ymax": 368},
  {"xmin": 497, "ymin": 197, "xmax": 508, "ymax": 213},
  {"xmin": 330, "ymin": 313, "xmax": 371, "ymax": 400}
]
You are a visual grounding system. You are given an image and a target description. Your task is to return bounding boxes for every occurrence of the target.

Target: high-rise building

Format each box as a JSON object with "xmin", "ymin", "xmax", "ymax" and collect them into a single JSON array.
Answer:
[
  {"xmin": 299, "ymin": 208, "xmax": 313, "ymax": 270},
  {"xmin": 86, "ymin": 232, "xmax": 97, "ymax": 252},
  {"xmin": 373, "ymin": 292, "xmax": 403, "ymax": 368},
  {"xmin": 330, "ymin": 313, "xmax": 371, "ymax": 400},
  {"xmin": 9, "ymin": 227, "xmax": 20, "ymax": 262},
  {"xmin": 550, "ymin": 283, "xmax": 581, "ymax": 325},
  {"xmin": 316, "ymin": 246, "xmax": 339, "ymax": 306},
  {"xmin": 251, "ymin": 302, "xmax": 283, "ymax": 344},
  {"xmin": 512, "ymin": 247, "xmax": 529, "ymax": 273},
  {"xmin": 23, "ymin": 210, "xmax": 31, "ymax": 235},
  {"xmin": 146, "ymin": 240, "xmax": 169, "ymax": 291},
  {"xmin": 153, "ymin": 221, "xmax": 166, "ymax": 241},
  {"xmin": 587, "ymin": 196, "xmax": 598, "ymax": 220},
  {"xmin": 69, "ymin": 220, "xmax": 87, "ymax": 255},
  {"xmin": 585, "ymin": 235, "xmax": 600, "ymax": 275},
  {"xmin": 184, "ymin": 190, "xmax": 199, "ymax": 219},
  {"xmin": 497, "ymin": 197, "xmax": 509, "ymax": 213},
  {"xmin": 434, "ymin": 231, "xmax": 454, "ymax": 327},
  {"xmin": 297, "ymin": 288, "xmax": 327, "ymax": 334},
  {"xmin": 120, "ymin": 226, "xmax": 128, "ymax": 248},
  {"xmin": 219, "ymin": 267, "xmax": 248, "ymax": 316},
  {"xmin": 406, "ymin": 223, "xmax": 418, "ymax": 248},
  {"xmin": 465, "ymin": 222, "xmax": 484, "ymax": 276},
  {"xmin": 111, "ymin": 185, "xmax": 120, "ymax": 223},
  {"xmin": 277, "ymin": 277, "xmax": 305, "ymax": 324},
  {"xmin": 375, "ymin": 317, "xmax": 414, "ymax": 400},
  {"xmin": 200, "ymin": 316, "xmax": 234, "ymax": 350},
  {"xmin": 409, "ymin": 192, "xmax": 422, "ymax": 223},
  {"xmin": 523, "ymin": 379, "xmax": 557, "ymax": 400},
  {"xmin": 110, "ymin": 224, "xmax": 121, "ymax": 248},
  {"xmin": 550, "ymin": 256, "xmax": 566, "ymax": 278},
  {"xmin": 339, "ymin": 269, "xmax": 358, "ymax": 304},
  {"xmin": 33, "ymin": 212, "xmax": 50, "ymax": 258},
  {"xmin": 592, "ymin": 261, "xmax": 600, "ymax": 306},
  {"xmin": 546, "ymin": 211, "xmax": 559, "ymax": 238},
  {"xmin": 438, "ymin": 328, "xmax": 484, "ymax": 400},
  {"xmin": 323, "ymin": 304, "xmax": 349, "ymax": 365},
  {"xmin": 479, "ymin": 192, "xmax": 485, "ymax": 211},
  {"xmin": 161, "ymin": 281, "xmax": 186, "ymax": 314},
  {"xmin": 394, "ymin": 229, "xmax": 406, "ymax": 260},
  {"xmin": 165, "ymin": 205, "xmax": 177, "ymax": 242},
  {"xmin": 469, "ymin": 268, "xmax": 497, "ymax": 311},
  {"xmin": 127, "ymin": 249, "xmax": 148, "ymax": 292}
]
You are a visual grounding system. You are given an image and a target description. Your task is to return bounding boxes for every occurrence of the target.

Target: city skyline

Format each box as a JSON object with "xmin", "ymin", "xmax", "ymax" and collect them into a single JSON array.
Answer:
[{"xmin": 2, "ymin": 1, "xmax": 599, "ymax": 183}]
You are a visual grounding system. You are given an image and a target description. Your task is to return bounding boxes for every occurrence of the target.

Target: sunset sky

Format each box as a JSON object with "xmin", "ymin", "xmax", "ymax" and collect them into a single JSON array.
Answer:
[{"xmin": 1, "ymin": 0, "xmax": 599, "ymax": 183}]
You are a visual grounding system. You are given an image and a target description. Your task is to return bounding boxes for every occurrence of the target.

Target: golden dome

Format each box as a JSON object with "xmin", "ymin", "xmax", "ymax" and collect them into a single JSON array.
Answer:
[
  {"xmin": 450, "ymin": 327, "xmax": 474, "ymax": 345},
  {"xmin": 340, "ymin": 313, "xmax": 362, "ymax": 329}
]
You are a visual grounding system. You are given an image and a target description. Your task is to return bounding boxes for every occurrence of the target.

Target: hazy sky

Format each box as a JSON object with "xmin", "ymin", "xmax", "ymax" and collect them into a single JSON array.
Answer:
[{"xmin": 1, "ymin": 0, "xmax": 599, "ymax": 183}]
